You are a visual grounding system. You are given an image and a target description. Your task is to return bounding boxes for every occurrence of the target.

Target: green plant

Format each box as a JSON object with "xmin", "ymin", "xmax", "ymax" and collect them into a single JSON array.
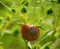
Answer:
[{"xmin": 0, "ymin": 0, "xmax": 60, "ymax": 49}]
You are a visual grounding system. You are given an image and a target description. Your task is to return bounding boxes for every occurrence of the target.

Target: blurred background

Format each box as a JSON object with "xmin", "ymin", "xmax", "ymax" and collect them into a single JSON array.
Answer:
[{"xmin": 0, "ymin": 0, "xmax": 60, "ymax": 49}]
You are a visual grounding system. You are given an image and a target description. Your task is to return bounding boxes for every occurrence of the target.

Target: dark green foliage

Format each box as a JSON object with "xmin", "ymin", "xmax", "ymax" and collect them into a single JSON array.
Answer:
[
  {"xmin": 39, "ymin": 26, "xmax": 45, "ymax": 30},
  {"xmin": 51, "ymin": 0, "xmax": 56, "ymax": 3},
  {"xmin": 46, "ymin": 9, "xmax": 53, "ymax": 15},
  {"xmin": 44, "ymin": 46, "xmax": 49, "ymax": 49},
  {"xmin": 0, "ymin": 3, "xmax": 5, "ymax": 9},
  {"xmin": 21, "ymin": 0, "xmax": 29, "ymax": 7},
  {"xmin": 28, "ymin": 46, "xmax": 31, "ymax": 49},
  {"xmin": 21, "ymin": 0, "xmax": 26, "ymax": 4},
  {"xmin": 57, "ymin": 0, "xmax": 60, "ymax": 3},
  {"xmin": 6, "ymin": 16, "xmax": 10, "ymax": 20},
  {"xmin": 14, "ymin": 30, "xmax": 19, "ymax": 36},
  {"xmin": 11, "ymin": 9, "xmax": 15, "ymax": 13},
  {"xmin": 21, "ymin": 7, "xmax": 27, "ymax": 13},
  {"xmin": 25, "ymin": 2, "xmax": 29, "ymax": 7},
  {"xmin": 0, "ymin": 19, "xmax": 2, "ymax": 23}
]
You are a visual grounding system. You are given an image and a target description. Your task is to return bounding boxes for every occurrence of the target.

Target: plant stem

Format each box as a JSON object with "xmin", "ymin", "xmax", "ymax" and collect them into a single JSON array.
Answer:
[
  {"xmin": 33, "ymin": 0, "xmax": 37, "ymax": 17},
  {"xmin": 0, "ymin": 1, "xmax": 11, "ymax": 11},
  {"xmin": 1, "ymin": 15, "xmax": 12, "ymax": 36},
  {"xmin": 52, "ymin": 3, "xmax": 59, "ymax": 35}
]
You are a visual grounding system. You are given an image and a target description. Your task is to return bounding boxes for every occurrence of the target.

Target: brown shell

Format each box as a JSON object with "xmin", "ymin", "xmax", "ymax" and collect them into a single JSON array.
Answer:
[{"xmin": 21, "ymin": 24, "xmax": 40, "ymax": 41}]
